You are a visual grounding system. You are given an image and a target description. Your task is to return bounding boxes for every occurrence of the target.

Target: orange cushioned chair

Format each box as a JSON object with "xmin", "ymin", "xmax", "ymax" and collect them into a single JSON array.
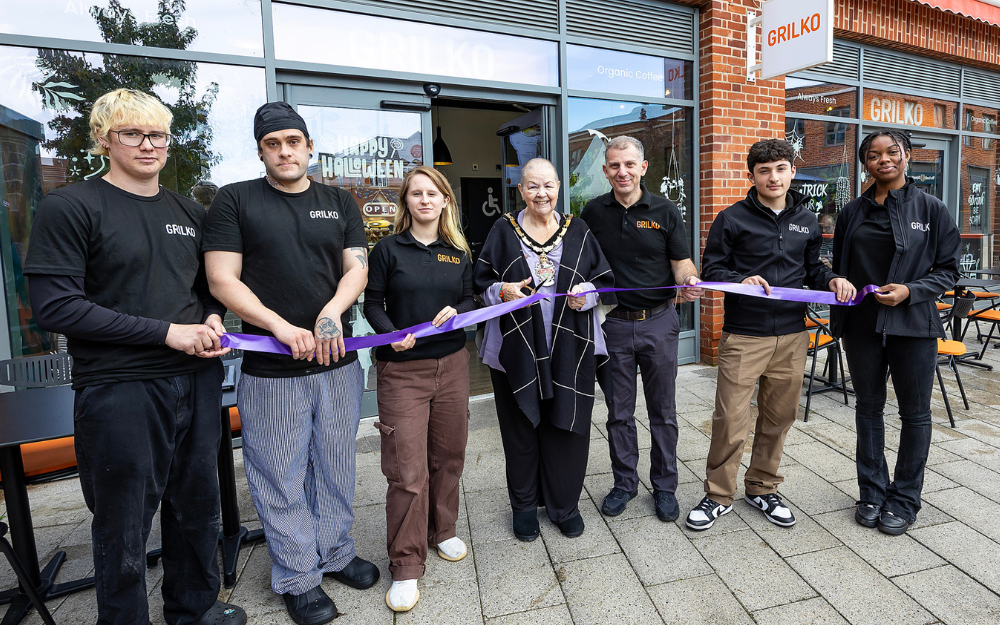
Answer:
[{"xmin": 803, "ymin": 309, "xmax": 849, "ymax": 422}]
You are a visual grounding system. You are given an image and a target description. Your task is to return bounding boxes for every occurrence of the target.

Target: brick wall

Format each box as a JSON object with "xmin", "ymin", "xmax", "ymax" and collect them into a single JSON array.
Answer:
[{"xmin": 696, "ymin": 0, "xmax": 785, "ymax": 363}]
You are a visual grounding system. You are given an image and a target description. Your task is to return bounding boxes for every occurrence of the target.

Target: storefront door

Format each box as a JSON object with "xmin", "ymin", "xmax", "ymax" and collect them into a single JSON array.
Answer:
[
  {"xmin": 498, "ymin": 108, "xmax": 547, "ymax": 214},
  {"xmin": 284, "ymin": 84, "xmax": 433, "ymax": 417}
]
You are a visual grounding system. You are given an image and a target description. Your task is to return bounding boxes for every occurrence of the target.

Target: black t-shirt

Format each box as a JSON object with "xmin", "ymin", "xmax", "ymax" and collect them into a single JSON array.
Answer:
[
  {"xmin": 24, "ymin": 178, "xmax": 214, "ymax": 388},
  {"xmin": 845, "ymin": 204, "xmax": 895, "ymax": 334},
  {"xmin": 364, "ymin": 231, "xmax": 474, "ymax": 362},
  {"xmin": 580, "ymin": 186, "xmax": 690, "ymax": 310},
  {"xmin": 202, "ymin": 178, "xmax": 368, "ymax": 378}
]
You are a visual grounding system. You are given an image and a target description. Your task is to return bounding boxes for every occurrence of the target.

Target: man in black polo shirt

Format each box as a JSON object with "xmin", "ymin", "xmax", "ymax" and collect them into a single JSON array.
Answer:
[
  {"xmin": 203, "ymin": 103, "xmax": 377, "ymax": 625},
  {"xmin": 581, "ymin": 136, "xmax": 703, "ymax": 522},
  {"xmin": 25, "ymin": 88, "xmax": 245, "ymax": 625}
]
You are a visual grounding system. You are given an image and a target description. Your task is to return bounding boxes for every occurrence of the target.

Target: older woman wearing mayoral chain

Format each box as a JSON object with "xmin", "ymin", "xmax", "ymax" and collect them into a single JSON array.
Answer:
[
  {"xmin": 364, "ymin": 166, "xmax": 475, "ymax": 612},
  {"xmin": 474, "ymin": 158, "xmax": 615, "ymax": 541},
  {"xmin": 832, "ymin": 129, "xmax": 961, "ymax": 536}
]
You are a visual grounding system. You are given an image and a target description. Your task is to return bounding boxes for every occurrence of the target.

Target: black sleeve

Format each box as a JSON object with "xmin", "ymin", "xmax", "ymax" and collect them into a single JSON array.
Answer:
[
  {"xmin": 340, "ymin": 189, "xmax": 369, "ymax": 250},
  {"xmin": 455, "ymin": 255, "xmax": 476, "ymax": 314},
  {"xmin": 362, "ymin": 288, "xmax": 397, "ymax": 334},
  {"xmin": 701, "ymin": 212, "xmax": 746, "ymax": 283},
  {"xmin": 201, "ymin": 185, "xmax": 244, "ymax": 253},
  {"xmin": 24, "ymin": 192, "xmax": 90, "ymax": 276},
  {"xmin": 803, "ymin": 221, "xmax": 839, "ymax": 290},
  {"xmin": 664, "ymin": 203, "xmax": 691, "ymax": 260},
  {"xmin": 904, "ymin": 201, "xmax": 962, "ymax": 304},
  {"xmin": 29, "ymin": 274, "xmax": 170, "ymax": 345}
]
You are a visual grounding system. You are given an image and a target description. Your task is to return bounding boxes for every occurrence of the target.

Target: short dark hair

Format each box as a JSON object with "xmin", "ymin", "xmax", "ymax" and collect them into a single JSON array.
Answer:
[
  {"xmin": 747, "ymin": 139, "xmax": 795, "ymax": 172},
  {"xmin": 857, "ymin": 129, "xmax": 911, "ymax": 164}
]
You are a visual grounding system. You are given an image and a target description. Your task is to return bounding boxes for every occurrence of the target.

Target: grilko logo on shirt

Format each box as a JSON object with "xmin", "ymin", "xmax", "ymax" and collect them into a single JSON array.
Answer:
[
  {"xmin": 165, "ymin": 224, "xmax": 196, "ymax": 237},
  {"xmin": 788, "ymin": 223, "xmax": 810, "ymax": 234},
  {"xmin": 911, "ymin": 221, "xmax": 930, "ymax": 232},
  {"xmin": 636, "ymin": 220, "xmax": 661, "ymax": 230},
  {"xmin": 438, "ymin": 254, "xmax": 461, "ymax": 264},
  {"xmin": 310, "ymin": 210, "xmax": 340, "ymax": 219}
]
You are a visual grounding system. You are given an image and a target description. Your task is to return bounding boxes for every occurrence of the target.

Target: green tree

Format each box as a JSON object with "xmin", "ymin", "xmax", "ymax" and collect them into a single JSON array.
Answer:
[{"xmin": 32, "ymin": 0, "xmax": 218, "ymax": 193}]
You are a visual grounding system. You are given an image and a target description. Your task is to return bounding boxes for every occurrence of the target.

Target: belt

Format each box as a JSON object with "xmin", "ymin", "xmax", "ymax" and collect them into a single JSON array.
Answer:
[{"xmin": 607, "ymin": 302, "xmax": 671, "ymax": 321}]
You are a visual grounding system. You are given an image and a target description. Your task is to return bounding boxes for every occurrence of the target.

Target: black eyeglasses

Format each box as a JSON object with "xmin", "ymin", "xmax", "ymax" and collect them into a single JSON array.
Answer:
[{"xmin": 110, "ymin": 130, "xmax": 173, "ymax": 148}]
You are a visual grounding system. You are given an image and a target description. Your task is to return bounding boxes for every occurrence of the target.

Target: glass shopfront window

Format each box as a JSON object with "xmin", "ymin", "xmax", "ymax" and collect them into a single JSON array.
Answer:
[
  {"xmin": 567, "ymin": 97, "xmax": 695, "ymax": 330},
  {"xmin": 0, "ymin": 0, "xmax": 264, "ymax": 57},
  {"xmin": 566, "ymin": 44, "xmax": 691, "ymax": 101},
  {"xmin": 785, "ymin": 78, "xmax": 858, "ymax": 118},
  {"xmin": 862, "ymin": 88, "xmax": 958, "ymax": 130},
  {"xmin": 960, "ymin": 139, "xmax": 998, "ymax": 271},
  {"xmin": 0, "ymin": 44, "xmax": 266, "ymax": 358},
  {"xmin": 272, "ymin": 4, "xmax": 559, "ymax": 88}
]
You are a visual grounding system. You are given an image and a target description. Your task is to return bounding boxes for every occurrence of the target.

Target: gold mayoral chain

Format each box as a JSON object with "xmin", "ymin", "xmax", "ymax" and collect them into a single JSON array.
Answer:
[{"xmin": 504, "ymin": 213, "xmax": 573, "ymax": 288}]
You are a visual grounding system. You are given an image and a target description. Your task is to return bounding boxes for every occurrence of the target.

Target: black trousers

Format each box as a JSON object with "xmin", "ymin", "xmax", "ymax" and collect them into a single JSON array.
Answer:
[
  {"xmin": 843, "ymin": 332, "xmax": 937, "ymax": 523},
  {"xmin": 74, "ymin": 361, "xmax": 224, "ymax": 625},
  {"xmin": 490, "ymin": 368, "xmax": 590, "ymax": 524}
]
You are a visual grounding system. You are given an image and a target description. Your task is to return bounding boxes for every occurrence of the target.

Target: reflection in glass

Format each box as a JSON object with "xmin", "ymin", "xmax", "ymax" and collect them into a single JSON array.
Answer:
[
  {"xmin": 862, "ymin": 88, "xmax": 957, "ymax": 130},
  {"xmin": 961, "ymin": 131, "xmax": 998, "ymax": 268},
  {"xmin": 785, "ymin": 77, "xmax": 857, "ymax": 118},
  {"xmin": 298, "ymin": 104, "xmax": 425, "ymax": 400},
  {"xmin": 272, "ymin": 4, "xmax": 559, "ymax": 88},
  {"xmin": 0, "ymin": 0, "xmax": 264, "ymax": 57},
  {"xmin": 566, "ymin": 44, "xmax": 691, "ymax": 100},
  {"xmin": 0, "ymin": 44, "xmax": 265, "ymax": 358},
  {"xmin": 567, "ymin": 97, "xmax": 695, "ymax": 331}
]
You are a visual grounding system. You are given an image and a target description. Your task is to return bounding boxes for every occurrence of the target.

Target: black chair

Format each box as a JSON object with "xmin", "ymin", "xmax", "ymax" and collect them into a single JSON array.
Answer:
[
  {"xmin": 932, "ymin": 296, "xmax": 977, "ymax": 428},
  {"xmin": 0, "ymin": 523, "xmax": 56, "ymax": 625},
  {"xmin": 803, "ymin": 307, "xmax": 850, "ymax": 422}
]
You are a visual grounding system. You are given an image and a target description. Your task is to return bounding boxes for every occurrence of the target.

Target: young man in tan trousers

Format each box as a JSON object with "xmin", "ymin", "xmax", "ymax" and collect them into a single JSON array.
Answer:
[{"xmin": 688, "ymin": 139, "xmax": 855, "ymax": 530}]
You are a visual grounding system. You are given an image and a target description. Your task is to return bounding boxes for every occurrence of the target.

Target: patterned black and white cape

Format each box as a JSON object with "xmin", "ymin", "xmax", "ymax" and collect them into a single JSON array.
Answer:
[{"xmin": 473, "ymin": 215, "xmax": 615, "ymax": 436}]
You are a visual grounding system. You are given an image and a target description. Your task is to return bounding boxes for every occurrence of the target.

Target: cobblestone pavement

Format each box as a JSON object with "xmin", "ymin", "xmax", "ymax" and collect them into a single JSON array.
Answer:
[{"xmin": 4, "ymin": 333, "xmax": 1000, "ymax": 624}]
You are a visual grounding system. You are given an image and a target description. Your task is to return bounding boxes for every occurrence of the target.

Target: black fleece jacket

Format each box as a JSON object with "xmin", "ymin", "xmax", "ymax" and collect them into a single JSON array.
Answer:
[
  {"xmin": 830, "ymin": 180, "xmax": 961, "ymax": 339},
  {"xmin": 702, "ymin": 188, "xmax": 838, "ymax": 337}
]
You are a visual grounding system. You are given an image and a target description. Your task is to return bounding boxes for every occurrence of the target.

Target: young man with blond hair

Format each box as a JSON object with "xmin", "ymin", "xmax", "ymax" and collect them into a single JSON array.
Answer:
[{"xmin": 25, "ymin": 89, "xmax": 245, "ymax": 625}]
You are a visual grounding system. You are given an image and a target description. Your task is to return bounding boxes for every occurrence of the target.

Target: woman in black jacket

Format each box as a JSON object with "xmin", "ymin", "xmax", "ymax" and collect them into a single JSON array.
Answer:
[{"xmin": 831, "ymin": 129, "xmax": 961, "ymax": 536}]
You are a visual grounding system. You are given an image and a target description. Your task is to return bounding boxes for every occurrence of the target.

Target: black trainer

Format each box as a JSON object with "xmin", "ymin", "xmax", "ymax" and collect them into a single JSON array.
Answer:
[
  {"xmin": 601, "ymin": 487, "xmax": 638, "ymax": 517},
  {"xmin": 855, "ymin": 502, "xmax": 881, "ymax": 528},
  {"xmin": 653, "ymin": 490, "xmax": 680, "ymax": 522},
  {"xmin": 745, "ymin": 493, "xmax": 796, "ymax": 527},
  {"xmin": 329, "ymin": 556, "xmax": 380, "ymax": 589},
  {"xmin": 282, "ymin": 586, "xmax": 337, "ymax": 625},
  {"xmin": 877, "ymin": 509, "xmax": 910, "ymax": 536},
  {"xmin": 685, "ymin": 497, "xmax": 732, "ymax": 531}
]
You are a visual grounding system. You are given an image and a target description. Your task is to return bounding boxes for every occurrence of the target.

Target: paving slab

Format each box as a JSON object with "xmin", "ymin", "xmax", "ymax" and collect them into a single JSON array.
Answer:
[
  {"xmin": 930, "ymin": 459, "xmax": 1000, "ymax": 501},
  {"xmin": 778, "ymin": 464, "xmax": 856, "ymax": 516},
  {"xmin": 538, "ymin": 496, "xmax": 620, "ymax": 564},
  {"xmin": 474, "ymin": 537, "xmax": 563, "ymax": 619},
  {"xmin": 923, "ymin": 486, "xmax": 1000, "ymax": 543},
  {"xmin": 692, "ymin": 529, "xmax": 815, "ymax": 611},
  {"xmin": 787, "ymin": 546, "xmax": 933, "ymax": 625},
  {"xmin": 783, "ymin": 441, "xmax": 858, "ymax": 483},
  {"xmin": 935, "ymin": 438, "xmax": 1000, "ymax": 473},
  {"xmin": 752, "ymin": 597, "xmax": 850, "ymax": 625},
  {"xmin": 608, "ymin": 514, "xmax": 711, "ymax": 585},
  {"xmin": 731, "ymin": 498, "xmax": 842, "ymax": 558},
  {"xmin": 559, "ymin": 552, "xmax": 661, "ymax": 625},
  {"xmin": 394, "ymin": 578, "xmax": 482, "ymax": 625},
  {"xmin": 812, "ymin": 510, "xmax": 945, "ymax": 577},
  {"xmin": 460, "ymin": 450, "xmax": 510, "ymax": 493},
  {"xmin": 647, "ymin": 573, "xmax": 754, "ymax": 625},
  {"xmin": 467, "ymin": 486, "xmax": 518, "ymax": 545},
  {"xmin": 486, "ymin": 603, "xmax": 574, "ymax": 625},
  {"xmin": 893, "ymin": 565, "xmax": 1000, "ymax": 625}
]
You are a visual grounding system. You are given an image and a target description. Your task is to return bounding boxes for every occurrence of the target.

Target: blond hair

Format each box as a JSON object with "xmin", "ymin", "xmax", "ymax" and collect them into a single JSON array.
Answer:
[
  {"xmin": 394, "ymin": 166, "xmax": 471, "ymax": 257},
  {"xmin": 89, "ymin": 89, "xmax": 173, "ymax": 156}
]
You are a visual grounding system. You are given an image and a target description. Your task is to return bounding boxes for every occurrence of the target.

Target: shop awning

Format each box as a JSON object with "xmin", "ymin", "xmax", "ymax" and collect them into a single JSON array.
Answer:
[{"xmin": 912, "ymin": 0, "xmax": 1000, "ymax": 27}]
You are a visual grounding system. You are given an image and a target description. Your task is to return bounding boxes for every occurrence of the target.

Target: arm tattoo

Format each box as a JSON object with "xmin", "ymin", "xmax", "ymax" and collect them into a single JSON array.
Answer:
[
  {"xmin": 349, "ymin": 246, "xmax": 368, "ymax": 269},
  {"xmin": 316, "ymin": 316, "xmax": 342, "ymax": 339}
]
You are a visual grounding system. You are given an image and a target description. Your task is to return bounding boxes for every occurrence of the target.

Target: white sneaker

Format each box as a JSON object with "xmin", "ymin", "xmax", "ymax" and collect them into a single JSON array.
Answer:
[
  {"xmin": 745, "ymin": 493, "xmax": 796, "ymax": 527},
  {"xmin": 686, "ymin": 497, "xmax": 733, "ymax": 531},
  {"xmin": 436, "ymin": 537, "xmax": 467, "ymax": 561},
  {"xmin": 386, "ymin": 580, "xmax": 419, "ymax": 612}
]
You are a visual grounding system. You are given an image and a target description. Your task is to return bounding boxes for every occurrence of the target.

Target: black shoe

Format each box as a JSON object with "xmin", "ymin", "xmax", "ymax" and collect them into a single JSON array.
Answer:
[
  {"xmin": 601, "ymin": 487, "xmax": 638, "ymax": 517},
  {"xmin": 654, "ymin": 490, "xmax": 680, "ymax": 522},
  {"xmin": 513, "ymin": 509, "xmax": 540, "ymax": 542},
  {"xmin": 557, "ymin": 513, "xmax": 585, "ymax": 538},
  {"xmin": 855, "ymin": 502, "xmax": 881, "ymax": 528},
  {"xmin": 745, "ymin": 493, "xmax": 796, "ymax": 527},
  {"xmin": 329, "ymin": 556, "xmax": 380, "ymax": 590},
  {"xmin": 877, "ymin": 509, "xmax": 911, "ymax": 536},
  {"xmin": 282, "ymin": 586, "xmax": 338, "ymax": 625},
  {"xmin": 191, "ymin": 601, "xmax": 247, "ymax": 625},
  {"xmin": 685, "ymin": 497, "xmax": 733, "ymax": 531}
]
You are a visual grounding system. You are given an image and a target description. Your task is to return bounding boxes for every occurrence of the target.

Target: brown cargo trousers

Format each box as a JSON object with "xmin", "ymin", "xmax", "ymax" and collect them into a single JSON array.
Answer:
[
  {"xmin": 703, "ymin": 331, "xmax": 809, "ymax": 506},
  {"xmin": 374, "ymin": 348, "xmax": 470, "ymax": 581}
]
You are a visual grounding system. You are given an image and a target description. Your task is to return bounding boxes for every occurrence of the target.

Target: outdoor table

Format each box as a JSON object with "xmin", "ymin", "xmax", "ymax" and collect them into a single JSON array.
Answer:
[
  {"xmin": 962, "ymin": 268, "xmax": 1000, "ymax": 278},
  {"xmin": 0, "ymin": 385, "xmax": 94, "ymax": 624},
  {"xmin": 950, "ymin": 279, "xmax": 999, "ymax": 370}
]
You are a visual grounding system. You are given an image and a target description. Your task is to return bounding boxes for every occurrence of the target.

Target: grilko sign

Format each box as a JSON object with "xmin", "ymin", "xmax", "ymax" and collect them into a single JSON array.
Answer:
[
  {"xmin": 747, "ymin": 0, "xmax": 834, "ymax": 81},
  {"xmin": 862, "ymin": 93, "xmax": 938, "ymax": 128}
]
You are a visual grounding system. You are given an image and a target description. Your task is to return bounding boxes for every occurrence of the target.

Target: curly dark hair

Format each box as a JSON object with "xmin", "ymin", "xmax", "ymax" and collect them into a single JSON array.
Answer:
[
  {"xmin": 746, "ymin": 139, "xmax": 796, "ymax": 172},
  {"xmin": 857, "ymin": 129, "xmax": 911, "ymax": 166}
]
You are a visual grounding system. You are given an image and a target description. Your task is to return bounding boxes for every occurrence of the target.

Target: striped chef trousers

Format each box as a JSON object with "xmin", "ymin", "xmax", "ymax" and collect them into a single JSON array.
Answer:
[{"xmin": 237, "ymin": 361, "xmax": 363, "ymax": 595}]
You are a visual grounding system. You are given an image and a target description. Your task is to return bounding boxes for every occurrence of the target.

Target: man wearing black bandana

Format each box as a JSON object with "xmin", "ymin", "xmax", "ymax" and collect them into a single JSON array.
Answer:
[{"xmin": 203, "ymin": 102, "xmax": 376, "ymax": 625}]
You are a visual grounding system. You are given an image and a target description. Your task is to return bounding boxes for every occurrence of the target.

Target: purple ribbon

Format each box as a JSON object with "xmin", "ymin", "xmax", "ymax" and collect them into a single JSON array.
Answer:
[{"xmin": 219, "ymin": 282, "xmax": 881, "ymax": 356}]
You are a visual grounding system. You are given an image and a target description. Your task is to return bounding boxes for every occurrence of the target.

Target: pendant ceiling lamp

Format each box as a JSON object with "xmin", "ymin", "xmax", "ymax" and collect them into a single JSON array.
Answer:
[{"xmin": 433, "ymin": 125, "xmax": 453, "ymax": 166}]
